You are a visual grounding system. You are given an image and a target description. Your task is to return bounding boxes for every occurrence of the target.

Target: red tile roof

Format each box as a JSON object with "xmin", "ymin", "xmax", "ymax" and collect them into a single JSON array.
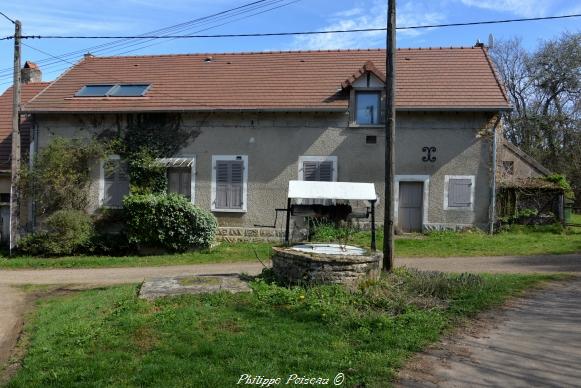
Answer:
[
  {"xmin": 0, "ymin": 82, "xmax": 50, "ymax": 170},
  {"xmin": 24, "ymin": 47, "xmax": 510, "ymax": 113}
]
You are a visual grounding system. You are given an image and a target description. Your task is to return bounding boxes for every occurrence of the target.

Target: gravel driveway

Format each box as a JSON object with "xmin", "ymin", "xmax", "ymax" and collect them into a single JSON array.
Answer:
[{"xmin": 398, "ymin": 278, "xmax": 581, "ymax": 387}]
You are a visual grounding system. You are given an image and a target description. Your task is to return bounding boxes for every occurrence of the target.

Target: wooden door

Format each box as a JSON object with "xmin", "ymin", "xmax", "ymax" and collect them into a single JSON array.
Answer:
[{"xmin": 398, "ymin": 182, "xmax": 423, "ymax": 233}]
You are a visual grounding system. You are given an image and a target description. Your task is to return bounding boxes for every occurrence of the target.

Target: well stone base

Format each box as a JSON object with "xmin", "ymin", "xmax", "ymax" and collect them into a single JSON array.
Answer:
[{"xmin": 271, "ymin": 246, "xmax": 382, "ymax": 286}]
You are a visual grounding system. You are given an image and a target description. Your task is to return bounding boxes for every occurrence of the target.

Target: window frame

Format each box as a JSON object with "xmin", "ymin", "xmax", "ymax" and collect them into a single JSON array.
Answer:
[
  {"xmin": 353, "ymin": 90, "xmax": 382, "ymax": 126},
  {"xmin": 443, "ymin": 175, "xmax": 475, "ymax": 211},
  {"xmin": 99, "ymin": 154, "xmax": 130, "ymax": 209},
  {"xmin": 75, "ymin": 83, "xmax": 151, "ymax": 97},
  {"xmin": 211, "ymin": 155, "xmax": 248, "ymax": 213},
  {"xmin": 501, "ymin": 160, "xmax": 514, "ymax": 176},
  {"xmin": 298, "ymin": 156, "xmax": 338, "ymax": 182},
  {"xmin": 159, "ymin": 156, "xmax": 196, "ymax": 204}
]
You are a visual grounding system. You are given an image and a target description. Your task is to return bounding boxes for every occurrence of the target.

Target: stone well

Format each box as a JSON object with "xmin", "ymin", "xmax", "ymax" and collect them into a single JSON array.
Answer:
[{"xmin": 272, "ymin": 244, "xmax": 382, "ymax": 285}]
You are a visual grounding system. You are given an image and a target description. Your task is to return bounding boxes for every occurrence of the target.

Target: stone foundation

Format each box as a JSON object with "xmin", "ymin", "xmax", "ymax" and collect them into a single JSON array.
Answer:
[
  {"xmin": 216, "ymin": 227, "xmax": 285, "ymax": 242},
  {"xmin": 271, "ymin": 246, "xmax": 382, "ymax": 285}
]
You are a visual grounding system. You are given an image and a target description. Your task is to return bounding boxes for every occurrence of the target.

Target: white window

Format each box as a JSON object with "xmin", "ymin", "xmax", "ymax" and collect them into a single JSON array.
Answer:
[
  {"xmin": 99, "ymin": 155, "xmax": 130, "ymax": 208},
  {"xmin": 157, "ymin": 157, "xmax": 196, "ymax": 203},
  {"xmin": 211, "ymin": 155, "xmax": 248, "ymax": 212},
  {"xmin": 298, "ymin": 156, "xmax": 338, "ymax": 182},
  {"xmin": 355, "ymin": 91, "xmax": 381, "ymax": 125},
  {"xmin": 444, "ymin": 175, "xmax": 475, "ymax": 210}
]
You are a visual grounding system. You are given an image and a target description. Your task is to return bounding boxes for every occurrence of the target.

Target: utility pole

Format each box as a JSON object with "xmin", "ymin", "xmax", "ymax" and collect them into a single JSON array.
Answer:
[
  {"xmin": 383, "ymin": 0, "xmax": 396, "ymax": 271},
  {"xmin": 9, "ymin": 20, "xmax": 22, "ymax": 254}
]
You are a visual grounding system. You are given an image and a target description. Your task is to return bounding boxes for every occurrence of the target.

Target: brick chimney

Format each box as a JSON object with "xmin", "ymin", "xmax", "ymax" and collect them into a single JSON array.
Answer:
[{"xmin": 21, "ymin": 61, "xmax": 42, "ymax": 84}]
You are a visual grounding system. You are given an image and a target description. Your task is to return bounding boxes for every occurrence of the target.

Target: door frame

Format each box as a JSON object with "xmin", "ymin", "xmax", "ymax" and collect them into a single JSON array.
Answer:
[{"xmin": 394, "ymin": 175, "xmax": 430, "ymax": 230}]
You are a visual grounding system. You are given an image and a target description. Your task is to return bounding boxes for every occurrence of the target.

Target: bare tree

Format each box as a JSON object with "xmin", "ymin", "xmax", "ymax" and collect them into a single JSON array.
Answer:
[{"xmin": 490, "ymin": 32, "xmax": 581, "ymax": 205}]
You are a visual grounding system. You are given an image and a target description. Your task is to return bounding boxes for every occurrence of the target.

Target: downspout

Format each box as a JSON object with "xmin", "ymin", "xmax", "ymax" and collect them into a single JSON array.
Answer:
[
  {"xmin": 489, "ymin": 115, "xmax": 500, "ymax": 235},
  {"xmin": 29, "ymin": 116, "xmax": 38, "ymax": 233}
]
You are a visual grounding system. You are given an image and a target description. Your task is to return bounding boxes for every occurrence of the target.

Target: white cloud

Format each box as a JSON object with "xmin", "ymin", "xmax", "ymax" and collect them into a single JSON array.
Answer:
[
  {"xmin": 290, "ymin": 0, "xmax": 445, "ymax": 50},
  {"xmin": 459, "ymin": 0, "xmax": 552, "ymax": 17}
]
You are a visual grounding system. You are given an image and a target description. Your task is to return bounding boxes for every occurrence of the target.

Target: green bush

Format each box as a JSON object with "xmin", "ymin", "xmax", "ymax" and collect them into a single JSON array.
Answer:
[
  {"xmin": 18, "ymin": 210, "xmax": 94, "ymax": 256},
  {"xmin": 123, "ymin": 193, "xmax": 218, "ymax": 252}
]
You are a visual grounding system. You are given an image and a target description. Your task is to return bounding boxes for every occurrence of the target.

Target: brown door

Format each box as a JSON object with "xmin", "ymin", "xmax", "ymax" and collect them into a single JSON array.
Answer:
[{"xmin": 398, "ymin": 182, "xmax": 423, "ymax": 232}]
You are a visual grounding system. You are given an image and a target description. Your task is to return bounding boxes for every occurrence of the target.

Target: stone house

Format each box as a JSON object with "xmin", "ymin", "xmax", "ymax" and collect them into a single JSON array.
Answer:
[{"xmin": 15, "ymin": 46, "xmax": 515, "ymax": 240}]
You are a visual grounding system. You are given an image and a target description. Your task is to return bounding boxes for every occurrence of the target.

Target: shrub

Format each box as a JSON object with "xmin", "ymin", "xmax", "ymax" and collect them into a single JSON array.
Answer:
[
  {"xmin": 20, "ymin": 137, "xmax": 110, "ymax": 217},
  {"xmin": 123, "ymin": 193, "xmax": 218, "ymax": 252},
  {"xmin": 18, "ymin": 210, "xmax": 94, "ymax": 256}
]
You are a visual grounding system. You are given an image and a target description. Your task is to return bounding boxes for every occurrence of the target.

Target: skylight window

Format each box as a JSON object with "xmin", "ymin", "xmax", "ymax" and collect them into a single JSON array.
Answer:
[
  {"xmin": 75, "ymin": 84, "xmax": 150, "ymax": 97},
  {"xmin": 109, "ymin": 84, "xmax": 150, "ymax": 96},
  {"xmin": 76, "ymin": 84, "xmax": 115, "ymax": 97}
]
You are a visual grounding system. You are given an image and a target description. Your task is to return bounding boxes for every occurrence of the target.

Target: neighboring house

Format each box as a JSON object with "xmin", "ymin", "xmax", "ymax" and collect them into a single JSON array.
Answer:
[
  {"xmin": 497, "ymin": 138, "xmax": 551, "ymax": 181},
  {"xmin": 21, "ymin": 45, "xmax": 511, "ymax": 238},
  {"xmin": 0, "ymin": 61, "xmax": 48, "ymax": 242}
]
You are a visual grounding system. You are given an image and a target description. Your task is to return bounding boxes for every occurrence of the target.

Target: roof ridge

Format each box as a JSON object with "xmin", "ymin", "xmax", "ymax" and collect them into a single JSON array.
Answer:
[{"xmin": 89, "ymin": 46, "xmax": 479, "ymax": 59}]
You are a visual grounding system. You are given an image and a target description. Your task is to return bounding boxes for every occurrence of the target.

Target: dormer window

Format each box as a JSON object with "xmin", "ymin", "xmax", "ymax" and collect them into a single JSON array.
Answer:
[
  {"xmin": 75, "ymin": 84, "xmax": 150, "ymax": 97},
  {"xmin": 355, "ymin": 91, "xmax": 381, "ymax": 125}
]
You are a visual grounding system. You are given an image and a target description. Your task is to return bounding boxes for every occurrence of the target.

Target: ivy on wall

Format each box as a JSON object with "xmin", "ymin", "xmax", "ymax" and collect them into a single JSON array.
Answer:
[
  {"xmin": 21, "ymin": 137, "xmax": 111, "ymax": 217},
  {"xmin": 101, "ymin": 113, "xmax": 198, "ymax": 194}
]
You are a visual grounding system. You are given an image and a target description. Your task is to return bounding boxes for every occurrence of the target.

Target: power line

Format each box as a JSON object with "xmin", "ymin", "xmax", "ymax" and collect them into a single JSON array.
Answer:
[
  {"xmin": 21, "ymin": 42, "xmax": 235, "ymax": 110},
  {"xmin": 0, "ymin": 10, "xmax": 15, "ymax": 24},
  {"xmin": 10, "ymin": 13, "xmax": 581, "ymax": 40},
  {"xmin": 0, "ymin": 0, "xmax": 297, "ymax": 78}
]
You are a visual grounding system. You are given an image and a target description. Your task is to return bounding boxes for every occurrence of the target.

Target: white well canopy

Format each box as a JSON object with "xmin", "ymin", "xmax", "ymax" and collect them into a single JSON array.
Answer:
[{"xmin": 288, "ymin": 180, "xmax": 377, "ymax": 201}]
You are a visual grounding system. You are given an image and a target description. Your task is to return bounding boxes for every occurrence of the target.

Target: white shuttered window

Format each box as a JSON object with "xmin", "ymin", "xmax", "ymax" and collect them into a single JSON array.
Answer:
[
  {"xmin": 444, "ymin": 175, "xmax": 475, "ymax": 210},
  {"xmin": 211, "ymin": 156, "xmax": 248, "ymax": 212},
  {"xmin": 298, "ymin": 156, "xmax": 337, "ymax": 182}
]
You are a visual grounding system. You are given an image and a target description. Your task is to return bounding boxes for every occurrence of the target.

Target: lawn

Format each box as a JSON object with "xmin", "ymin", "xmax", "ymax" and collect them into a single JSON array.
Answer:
[
  {"xmin": 1, "ymin": 224, "xmax": 579, "ymax": 269},
  {"xmin": 0, "ymin": 242, "xmax": 272, "ymax": 269},
  {"xmin": 330, "ymin": 223, "xmax": 581, "ymax": 258},
  {"xmin": 5, "ymin": 270, "xmax": 564, "ymax": 387}
]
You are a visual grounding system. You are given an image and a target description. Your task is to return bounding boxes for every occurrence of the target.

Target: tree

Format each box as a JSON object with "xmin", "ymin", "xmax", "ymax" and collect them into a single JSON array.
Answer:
[{"xmin": 490, "ymin": 33, "xmax": 581, "ymax": 205}]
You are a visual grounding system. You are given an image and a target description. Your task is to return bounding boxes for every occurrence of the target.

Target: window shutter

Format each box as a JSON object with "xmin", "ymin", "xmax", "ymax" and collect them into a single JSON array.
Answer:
[
  {"xmin": 448, "ymin": 179, "xmax": 472, "ymax": 208},
  {"xmin": 104, "ymin": 159, "xmax": 129, "ymax": 207},
  {"xmin": 302, "ymin": 161, "xmax": 334, "ymax": 182},
  {"xmin": 230, "ymin": 161, "xmax": 244, "ymax": 209},
  {"xmin": 318, "ymin": 161, "xmax": 333, "ymax": 182},
  {"xmin": 215, "ymin": 160, "xmax": 244, "ymax": 209},
  {"xmin": 303, "ymin": 161, "xmax": 319, "ymax": 181},
  {"xmin": 168, "ymin": 168, "xmax": 191, "ymax": 199},
  {"xmin": 215, "ymin": 161, "xmax": 230, "ymax": 209}
]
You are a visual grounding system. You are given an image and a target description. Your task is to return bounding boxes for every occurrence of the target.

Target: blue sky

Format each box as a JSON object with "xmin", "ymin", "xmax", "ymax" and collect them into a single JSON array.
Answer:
[{"xmin": 0, "ymin": 0, "xmax": 579, "ymax": 87}]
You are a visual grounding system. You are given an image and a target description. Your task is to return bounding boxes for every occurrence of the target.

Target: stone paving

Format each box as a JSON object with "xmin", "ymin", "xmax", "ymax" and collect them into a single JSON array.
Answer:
[{"xmin": 139, "ymin": 274, "xmax": 251, "ymax": 300}]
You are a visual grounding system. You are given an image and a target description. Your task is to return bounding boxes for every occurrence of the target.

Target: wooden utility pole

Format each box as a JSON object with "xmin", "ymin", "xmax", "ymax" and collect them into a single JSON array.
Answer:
[
  {"xmin": 383, "ymin": 0, "xmax": 396, "ymax": 271},
  {"xmin": 9, "ymin": 20, "xmax": 22, "ymax": 254}
]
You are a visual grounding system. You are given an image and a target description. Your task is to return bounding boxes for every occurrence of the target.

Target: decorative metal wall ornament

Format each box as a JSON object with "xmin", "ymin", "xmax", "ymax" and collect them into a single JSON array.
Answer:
[{"xmin": 422, "ymin": 146, "xmax": 437, "ymax": 162}]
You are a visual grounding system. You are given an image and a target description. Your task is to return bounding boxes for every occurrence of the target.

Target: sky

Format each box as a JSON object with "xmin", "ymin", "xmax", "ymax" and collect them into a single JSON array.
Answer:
[{"xmin": 0, "ymin": 0, "xmax": 579, "ymax": 88}]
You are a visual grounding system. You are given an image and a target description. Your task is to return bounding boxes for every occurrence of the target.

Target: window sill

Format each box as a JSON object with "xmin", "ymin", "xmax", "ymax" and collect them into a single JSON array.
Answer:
[
  {"xmin": 211, "ymin": 208, "xmax": 248, "ymax": 213},
  {"xmin": 444, "ymin": 207, "xmax": 474, "ymax": 211},
  {"xmin": 348, "ymin": 123, "xmax": 384, "ymax": 129}
]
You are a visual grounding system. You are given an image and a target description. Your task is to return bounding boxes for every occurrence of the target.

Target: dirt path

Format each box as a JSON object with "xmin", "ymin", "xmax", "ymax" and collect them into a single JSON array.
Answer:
[
  {"xmin": 398, "ymin": 278, "xmax": 581, "ymax": 387},
  {"xmin": 0, "ymin": 286, "xmax": 26, "ymax": 367}
]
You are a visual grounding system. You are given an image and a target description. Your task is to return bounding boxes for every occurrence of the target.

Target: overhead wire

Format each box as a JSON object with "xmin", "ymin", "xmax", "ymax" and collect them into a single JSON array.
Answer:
[{"xmin": 0, "ymin": 0, "xmax": 296, "ymax": 78}]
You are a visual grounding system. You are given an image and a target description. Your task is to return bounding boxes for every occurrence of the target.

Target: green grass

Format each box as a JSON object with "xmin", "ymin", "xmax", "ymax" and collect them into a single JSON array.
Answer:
[
  {"xmin": 6, "ymin": 270, "xmax": 564, "ymax": 387},
  {"xmin": 0, "ymin": 242, "xmax": 272, "ymax": 269},
  {"xmin": 1, "ymin": 224, "xmax": 580, "ymax": 269},
  {"xmin": 329, "ymin": 224, "xmax": 581, "ymax": 258}
]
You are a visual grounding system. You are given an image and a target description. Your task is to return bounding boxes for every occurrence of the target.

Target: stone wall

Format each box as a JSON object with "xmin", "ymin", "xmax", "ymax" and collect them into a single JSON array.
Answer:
[{"xmin": 271, "ymin": 247, "xmax": 382, "ymax": 285}]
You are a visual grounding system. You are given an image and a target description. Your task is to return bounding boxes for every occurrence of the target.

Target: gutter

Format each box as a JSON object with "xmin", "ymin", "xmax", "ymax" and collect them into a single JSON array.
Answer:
[{"xmin": 22, "ymin": 106, "xmax": 512, "ymax": 115}]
